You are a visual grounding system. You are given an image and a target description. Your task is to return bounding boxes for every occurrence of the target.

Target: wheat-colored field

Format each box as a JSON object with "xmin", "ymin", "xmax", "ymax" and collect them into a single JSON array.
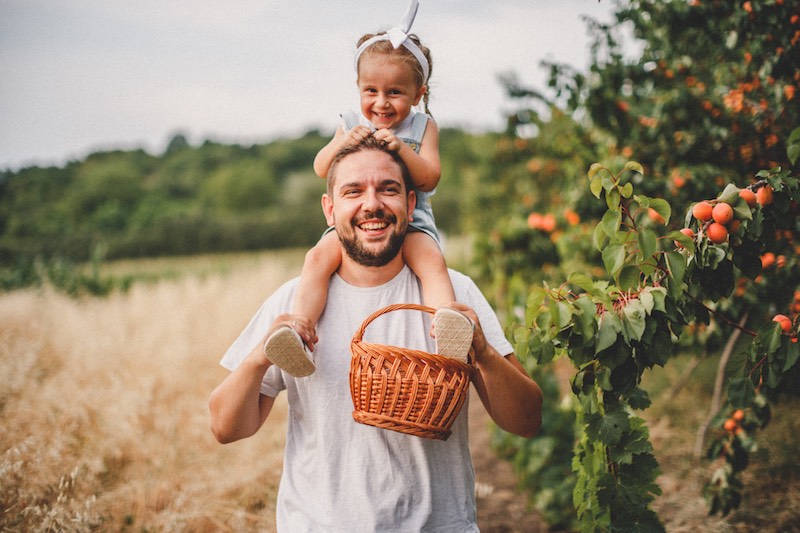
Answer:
[{"xmin": 0, "ymin": 254, "xmax": 302, "ymax": 532}]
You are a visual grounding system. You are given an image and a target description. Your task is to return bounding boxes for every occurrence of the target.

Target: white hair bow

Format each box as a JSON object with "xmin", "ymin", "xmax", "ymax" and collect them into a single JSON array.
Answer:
[{"xmin": 354, "ymin": 0, "xmax": 429, "ymax": 83}]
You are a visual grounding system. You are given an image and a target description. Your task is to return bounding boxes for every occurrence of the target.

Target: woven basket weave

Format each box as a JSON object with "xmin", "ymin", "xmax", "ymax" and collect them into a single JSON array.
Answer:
[{"xmin": 349, "ymin": 303, "xmax": 475, "ymax": 440}]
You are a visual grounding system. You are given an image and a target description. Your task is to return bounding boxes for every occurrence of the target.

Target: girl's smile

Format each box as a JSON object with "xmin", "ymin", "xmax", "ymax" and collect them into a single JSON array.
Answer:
[{"xmin": 357, "ymin": 54, "xmax": 426, "ymax": 131}]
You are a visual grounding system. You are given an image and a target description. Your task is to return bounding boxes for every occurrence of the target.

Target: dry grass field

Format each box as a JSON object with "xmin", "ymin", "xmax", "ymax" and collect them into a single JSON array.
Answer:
[{"xmin": 1, "ymin": 252, "xmax": 301, "ymax": 531}]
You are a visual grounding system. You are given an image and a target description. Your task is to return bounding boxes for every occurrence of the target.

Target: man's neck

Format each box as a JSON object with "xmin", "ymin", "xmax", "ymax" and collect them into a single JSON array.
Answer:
[{"xmin": 337, "ymin": 254, "xmax": 407, "ymax": 287}]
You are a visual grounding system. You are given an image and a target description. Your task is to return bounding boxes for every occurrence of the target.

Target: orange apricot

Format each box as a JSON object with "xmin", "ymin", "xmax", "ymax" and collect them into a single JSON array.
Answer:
[
  {"xmin": 692, "ymin": 201, "xmax": 714, "ymax": 221},
  {"xmin": 739, "ymin": 188, "xmax": 757, "ymax": 207},
  {"xmin": 707, "ymin": 222, "xmax": 729, "ymax": 244},
  {"xmin": 761, "ymin": 252, "xmax": 776, "ymax": 269},
  {"xmin": 712, "ymin": 202, "xmax": 734, "ymax": 224},
  {"xmin": 774, "ymin": 314, "xmax": 792, "ymax": 333},
  {"xmin": 756, "ymin": 185, "xmax": 774, "ymax": 206}
]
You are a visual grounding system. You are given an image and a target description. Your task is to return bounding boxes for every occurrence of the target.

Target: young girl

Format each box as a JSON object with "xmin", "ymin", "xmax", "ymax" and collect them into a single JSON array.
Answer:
[{"xmin": 263, "ymin": 1, "xmax": 472, "ymax": 376}]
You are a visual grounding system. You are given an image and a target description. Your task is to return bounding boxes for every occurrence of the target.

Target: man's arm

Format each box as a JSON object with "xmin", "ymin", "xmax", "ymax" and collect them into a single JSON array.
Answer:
[
  {"xmin": 209, "ymin": 316, "xmax": 296, "ymax": 443},
  {"xmin": 448, "ymin": 303, "xmax": 543, "ymax": 438}
]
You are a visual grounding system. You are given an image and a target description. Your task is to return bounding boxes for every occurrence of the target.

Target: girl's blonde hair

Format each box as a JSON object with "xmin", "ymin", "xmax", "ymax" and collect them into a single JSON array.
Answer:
[{"xmin": 355, "ymin": 32, "xmax": 433, "ymax": 115}]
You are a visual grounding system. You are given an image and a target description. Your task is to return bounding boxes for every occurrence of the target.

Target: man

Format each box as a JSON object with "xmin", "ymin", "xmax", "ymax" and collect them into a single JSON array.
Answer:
[{"xmin": 209, "ymin": 137, "xmax": 542, "ymax": 531}]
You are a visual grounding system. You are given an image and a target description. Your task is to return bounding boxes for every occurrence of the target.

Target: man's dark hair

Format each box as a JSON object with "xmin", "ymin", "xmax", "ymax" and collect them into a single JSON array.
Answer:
[{"xmin": 326, "ymin": 137, "xmax": 414, "ymax": 196}]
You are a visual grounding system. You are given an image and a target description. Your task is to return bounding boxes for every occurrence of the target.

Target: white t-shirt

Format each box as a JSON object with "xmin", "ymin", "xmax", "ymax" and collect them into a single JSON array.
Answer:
[{"xmin": 220, "ymin": 266, "xmax": 513, "ymax": 532}]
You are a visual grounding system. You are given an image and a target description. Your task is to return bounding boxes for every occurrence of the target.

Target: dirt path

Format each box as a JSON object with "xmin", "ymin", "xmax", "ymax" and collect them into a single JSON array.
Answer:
[{"xmin": 469, "ymin": 391, "xmax": 551, "ymax": 532}]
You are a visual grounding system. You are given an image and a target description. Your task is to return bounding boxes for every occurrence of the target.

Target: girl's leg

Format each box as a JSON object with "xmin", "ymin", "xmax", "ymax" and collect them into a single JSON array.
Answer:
[
  {"xmin": 402, "ymin": 232, "xmax": 455, "ymax": 309},
  {"xmin": 294, "ymin": 231, "xmax": 342, "ymax": 327},
  {"xmin": 402, "ymin": 233, "xmax": 473, "ymax": 362},
  {"xmin": 263, "ymin": 231, "xmax": 341, "ymax": 377}
]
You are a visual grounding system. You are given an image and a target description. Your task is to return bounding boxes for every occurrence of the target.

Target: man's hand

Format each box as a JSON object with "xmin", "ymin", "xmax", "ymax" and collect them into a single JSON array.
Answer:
[{"xmin": 267, "ymin": 313, "xmax": 318, "ymax": 352}]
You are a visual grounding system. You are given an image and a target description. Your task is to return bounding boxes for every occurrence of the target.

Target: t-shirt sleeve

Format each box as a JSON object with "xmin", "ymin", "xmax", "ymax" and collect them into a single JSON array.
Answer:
[
  {"xmin": 219, "ymin": 281, "xmax": 296, "ymax": 397},
  {"xmin": 451, "ymin": 271, "xmax": 514, "ymax": 357}
]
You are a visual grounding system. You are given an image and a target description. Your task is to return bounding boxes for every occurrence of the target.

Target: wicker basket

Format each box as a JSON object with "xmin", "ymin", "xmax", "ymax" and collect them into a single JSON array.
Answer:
[{"xmin": 349, "ymin": 303, "xmax": 475, "ymax": 440}]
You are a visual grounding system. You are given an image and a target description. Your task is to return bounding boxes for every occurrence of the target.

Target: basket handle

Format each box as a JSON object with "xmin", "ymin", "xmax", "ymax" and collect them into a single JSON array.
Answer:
[{"xmin": 351, "ymin": 303, "xmax": 435, "ymax": 344}]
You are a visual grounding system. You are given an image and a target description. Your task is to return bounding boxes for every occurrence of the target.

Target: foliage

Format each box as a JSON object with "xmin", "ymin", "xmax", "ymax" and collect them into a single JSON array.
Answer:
[
  {"xmin": 0, "ymin": 128, "xmax": 496, "ymax": 293},
  {"xmin": 549, "ymin": 0, "xmax": 799, "ymax": 206},
  {"xmin": 513, "ymin": 161, "xmax": 799, "ymax": 530},
  {"xmin": 471, "ymin": 0, "xmax": 800, "ymax": 528}
]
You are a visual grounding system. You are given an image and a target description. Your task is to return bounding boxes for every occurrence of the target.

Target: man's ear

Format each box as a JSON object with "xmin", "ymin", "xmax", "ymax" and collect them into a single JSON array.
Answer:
[
  {"xmin": 322, "ymin": 194, "xmax": 335, "ymax": 226},
  {"xmin": 407, "ymin": 189, "xmax": 416, "ymax": 220}
]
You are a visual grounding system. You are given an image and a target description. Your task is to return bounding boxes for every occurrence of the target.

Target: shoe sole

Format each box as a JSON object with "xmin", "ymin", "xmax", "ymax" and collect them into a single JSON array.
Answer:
[
  {"xmin": 434, "ymin": 309, "xmax": 473, "ymax": 363},
  {"xmin": 263, "ymin": 327, "xmax": 316, "ymax": 377}
]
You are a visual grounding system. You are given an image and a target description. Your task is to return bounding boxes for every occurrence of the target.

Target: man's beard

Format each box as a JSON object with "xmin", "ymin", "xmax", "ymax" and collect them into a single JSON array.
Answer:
[{"xmin": 336, "ymin": 210, "xmax": 406, "ymax": 267}]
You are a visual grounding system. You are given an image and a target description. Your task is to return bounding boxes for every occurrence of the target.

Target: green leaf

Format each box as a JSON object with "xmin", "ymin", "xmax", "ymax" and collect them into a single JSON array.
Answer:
[
  {"xmin": 643, "ymin": 286, "xmax": 667, "ymax": 313},
  {"xmin": 602, "ymin": 243, "xmax": 626, "ymax": 276},
  {"xmin": 596, "ymin": 311, "xmax": 621, "ymax": 353},
  {"xmin": 622, "ymin": 299, "xmax": 647, "ymax": 342},
  {"xmin": 573, "ymin": 295, "xmax": 598, "ymax": 339},
  {"xmin": 717, "ymin": 183, "xmax": 741, "ymax": 205},
  {"xmin": 727, "ymin": 376, "xmax": 755, "ymax": 408},
  {"xmin": 568, "ymin": 272, "xmax": 595, "ymax": 293},
  {"xmin": 669, "ymin": 229, "xmax": 695, "ymax": 253},
  {"xmin": 606, "ymin": 187, "xmax": 621, "ymax": 210},
  {"xmin": 618, "ymin": 266, "xmax": 641, "ymax": 292},
  {"xmin": 638, "ymin": 227, "xmax": 658, "ymax": 261},
  {"xmin": 787, "ymin": 126, "xmax": 800, "ymax": 165},
  {"xmin": 732, "ymin": 197, "xmax": 753, "ymax": 221},
  {"xmin": 665, "ymin": 251, "xmax": 686, "ymax": 284},
  {"xmin": 624, "ymin": 161, "xmax": 644, "ymax": 175},
  {"xmin": 759, "ymin": 321, "xmax": 783, "ymax": 354},
  {"xmin": 585, "ymin": 408, "xmax": 630, "ymax": 445},
  {"xmin": 590, "ymin": 175, "xmax": 603, "ymax": 198},
  {"xmin": 784, "ymin": 340, "xmax": 800, "ymax": 372},
  {"xmin": 592, "ymin": 221, "xmax": 608, "ymax": 251},
  {"xmin": 600, "ymin": 208, "xmax": 622, "ymax": 236},
  {"xmin": 550, "ymin": 299, "xmax": 574, "ymax": 329},
  {"xmin": 626, "ymin": 387, "xmax": 652, "ymax": 410},
  {"xmin": 619, "ymin": 182, "xmax": 634, "ymax": 198},
  {"xmin": 638, "ymin": 289, "xmax": 654, "ymax": 314},
  {"xmin": 588, "ymin": 162, "xmax": 603, "ymax": 179}
]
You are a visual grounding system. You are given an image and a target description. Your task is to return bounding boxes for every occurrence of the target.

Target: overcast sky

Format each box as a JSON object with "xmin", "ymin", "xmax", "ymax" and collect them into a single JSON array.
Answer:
[{"xmin": 0, "ymin": 0, "xmax": 620, "ymax": 170}]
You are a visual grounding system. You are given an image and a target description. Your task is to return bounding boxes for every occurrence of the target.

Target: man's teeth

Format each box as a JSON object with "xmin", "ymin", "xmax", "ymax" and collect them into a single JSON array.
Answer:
[{"xmin": 361, "ymin": 222, "xmax": 387, "ymax": 230}]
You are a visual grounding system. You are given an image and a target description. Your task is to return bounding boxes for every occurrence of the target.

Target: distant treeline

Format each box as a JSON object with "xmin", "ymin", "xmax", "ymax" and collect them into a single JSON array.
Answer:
[{"xmin": 0, "ymin": 128, "xmax": 497, "ymax": 267}]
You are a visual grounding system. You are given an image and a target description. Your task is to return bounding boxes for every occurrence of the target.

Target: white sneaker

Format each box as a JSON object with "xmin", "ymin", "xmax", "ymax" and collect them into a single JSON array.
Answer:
[
  {"xmin": 433, "ymin": 308, "xmax": 474, "ymax": 363},
  {"xmin": 262, "ymin": 326, "xmax": 315, "ymax": 377}
]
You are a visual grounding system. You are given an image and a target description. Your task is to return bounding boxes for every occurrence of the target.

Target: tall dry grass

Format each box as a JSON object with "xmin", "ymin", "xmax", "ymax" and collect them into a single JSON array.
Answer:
[{"xmin": 0, "ymin": 254, "xmax": 302, "ymax": 532}]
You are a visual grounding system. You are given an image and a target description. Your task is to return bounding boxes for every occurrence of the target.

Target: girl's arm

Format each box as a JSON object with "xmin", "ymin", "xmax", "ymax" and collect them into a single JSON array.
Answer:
[
  {"xmin": 313, "ymin": 125, "xmax": 373, "ymax": 179},
  {"xmin": 375, "ymin": 120, "xmax": 441, "ymax": 192}
]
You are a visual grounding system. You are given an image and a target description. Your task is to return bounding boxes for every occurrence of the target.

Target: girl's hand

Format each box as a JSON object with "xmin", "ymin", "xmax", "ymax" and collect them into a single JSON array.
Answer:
[
  {"xmin": 344, "ymin": 125, "xmax": 373, "ymax": 148},
  {"xmin": 373, "ymin": 129, "xmax": 401, "ymax": 152}
]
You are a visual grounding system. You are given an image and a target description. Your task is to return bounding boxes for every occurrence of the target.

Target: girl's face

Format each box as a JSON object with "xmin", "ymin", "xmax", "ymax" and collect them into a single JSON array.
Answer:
[{"xmin": 357, "ymin": 53, "xmax": 426, "ymax": 131}]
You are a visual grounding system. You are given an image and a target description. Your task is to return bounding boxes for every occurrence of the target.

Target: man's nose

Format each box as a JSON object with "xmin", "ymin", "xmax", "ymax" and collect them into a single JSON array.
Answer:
[{"xmin": 362, "ymin": 189, "xmax": 384, "ymax": 211}]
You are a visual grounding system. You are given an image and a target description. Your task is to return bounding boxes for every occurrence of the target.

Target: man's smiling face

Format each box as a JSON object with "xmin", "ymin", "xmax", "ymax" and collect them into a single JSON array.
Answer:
[{"xmin": 323, "ymin": 148, "xmax": 415, "ymax": 267}]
